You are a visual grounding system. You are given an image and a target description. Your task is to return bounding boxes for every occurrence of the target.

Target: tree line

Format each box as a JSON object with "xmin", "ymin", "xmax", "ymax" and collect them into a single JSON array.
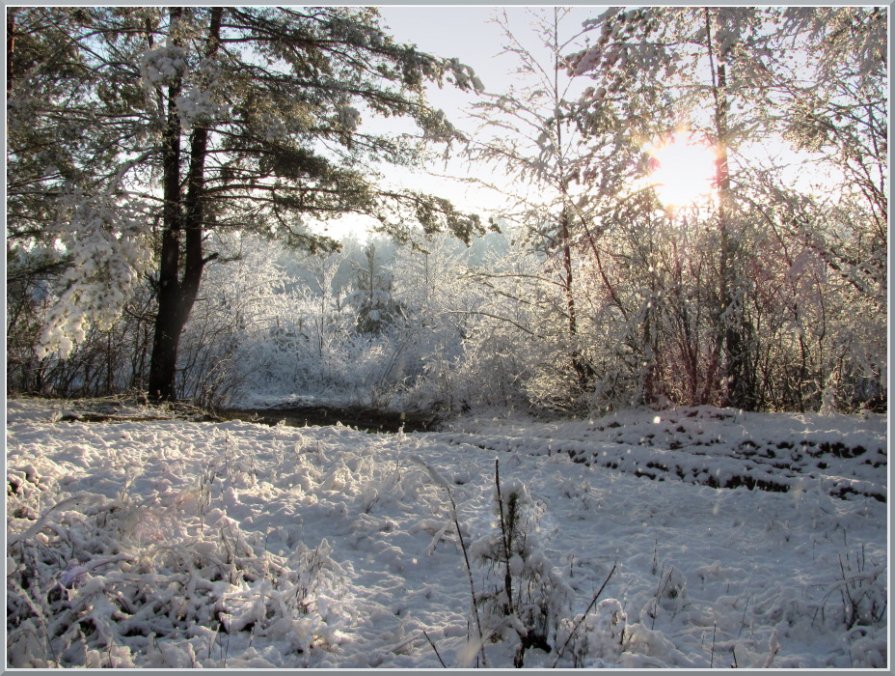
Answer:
[{"xmin": 6, "ymin": 6, "xmax": 887, "ymax": 414}]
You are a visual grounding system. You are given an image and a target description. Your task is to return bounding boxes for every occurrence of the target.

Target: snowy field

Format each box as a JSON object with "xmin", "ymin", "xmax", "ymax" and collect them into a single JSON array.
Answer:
[{"xmin": 6, "ymin": 398, "xmax": 889, "ymax": 669}]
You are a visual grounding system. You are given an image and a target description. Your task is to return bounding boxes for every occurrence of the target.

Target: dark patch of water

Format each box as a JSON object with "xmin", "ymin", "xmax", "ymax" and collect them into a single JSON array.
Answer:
[{"xmin": 219, "ymin": 405, "xmax": 440, "ymax": 434}]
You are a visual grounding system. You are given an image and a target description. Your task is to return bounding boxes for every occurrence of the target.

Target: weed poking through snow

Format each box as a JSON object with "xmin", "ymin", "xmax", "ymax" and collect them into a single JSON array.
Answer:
[
  {"xmin": 814, "ymin": 544, "xmax": 886, "ymax": 630},
  {"xmin": 468, "ymin": 460, "xmax": 574, "ymax": 666}
]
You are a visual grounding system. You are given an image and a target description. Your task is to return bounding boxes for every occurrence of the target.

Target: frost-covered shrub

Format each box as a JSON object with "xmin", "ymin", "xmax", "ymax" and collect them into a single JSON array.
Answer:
[
  {"xmin": 176, "ymin": 236, "xmax": 287, "ymax": 406},
  {"xmin": 450, "ymin": 320, "xmax": 531, "ymax": 411},
  {"xmin": 469, "ymin": 463, "xmax": 573, "ymax": 667},
  {"xmin": 556, "ymin": 599, "xmax": 627, "ymax": 667},
  {"xmin": 7, "ymin": 268, "xmax": 157, "ymax": 398},
  {"xmin": 36, "ymin": 196, "xmax": 154, "ymax": 362},
  {"xmin": 6, "ymin": 476, "xmax": 345, "ymax": 668},
  {"xmin": 815, "ymin": 546, "xmax": 887, "ymax": 631}
]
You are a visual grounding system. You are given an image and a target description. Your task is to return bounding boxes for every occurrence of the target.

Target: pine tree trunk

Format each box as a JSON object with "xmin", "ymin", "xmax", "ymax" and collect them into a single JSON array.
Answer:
[
  {"xmin": 7, "ymin": 9, "xmax": 16, "ymax": 95},
  {"xmin": 148, "ymin": 8, "xmax": 222, "ymax": 402}
]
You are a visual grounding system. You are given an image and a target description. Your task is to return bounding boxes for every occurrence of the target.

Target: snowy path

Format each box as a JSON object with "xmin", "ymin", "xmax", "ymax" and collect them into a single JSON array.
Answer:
[{"xmin": 6, "ymin": 400, "xmax": 888, "ymax": 668}]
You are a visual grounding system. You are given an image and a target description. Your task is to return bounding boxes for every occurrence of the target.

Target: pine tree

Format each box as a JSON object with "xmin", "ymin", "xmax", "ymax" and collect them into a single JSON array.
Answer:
[{"xmin": 7, "ymin": 7, "xmax": 484, "ymax": 400}]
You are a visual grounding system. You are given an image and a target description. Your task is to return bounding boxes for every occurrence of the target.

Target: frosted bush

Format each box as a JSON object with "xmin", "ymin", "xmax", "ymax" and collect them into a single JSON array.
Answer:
[
  {"xmin": 556, "ymin": 598, "xmax": 627, "ymax": 666},
  {"xmin": 469, "ymin": 466, "xmax": 573, "ymax": 666},
  {"xmin": 815, "ymin": 546, "xmax": 887, "ymax": 631},
  {"xmin": 6, "ymin": 479, "xmax": 346, "ymax": 667},
  {"xmin": 36, "ymin": 197, "xmax": 154, "ymax": 361}
]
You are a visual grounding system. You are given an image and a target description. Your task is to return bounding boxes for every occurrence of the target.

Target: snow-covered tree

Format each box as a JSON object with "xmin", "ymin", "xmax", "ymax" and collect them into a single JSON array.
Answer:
[
  {"xmin": 7, "ymin": 6, "xmax": 484, "ymax": 401},
  {"xmin": 348, "ymin": 243, "xmax": 403, "ymax": 335},
  {"xmin": 569, "ymin": 7, "xmax": 779, "ymax": 409},
  {"xmin": 468, "ymin": 8, "xmax": 596, "ymax": 400},
  {"xmin": 569, "ymin": 6, "xmax": 887, "ymax": 411}
]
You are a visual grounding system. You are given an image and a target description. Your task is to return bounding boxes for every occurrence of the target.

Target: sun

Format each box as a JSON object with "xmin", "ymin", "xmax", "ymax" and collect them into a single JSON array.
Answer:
[{"xmin": 645, "ymin": 131, "xmax": 717, "ymax": 209}]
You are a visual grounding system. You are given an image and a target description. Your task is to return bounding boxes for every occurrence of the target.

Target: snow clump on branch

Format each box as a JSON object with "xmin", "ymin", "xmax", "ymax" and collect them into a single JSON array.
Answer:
[
  {"xmin": 37, "ymin": 198, "xmax": 154, "ymax": 360},
  {"xmin": 175, "ymin": 58, "xmax": 229, "ymax": 129},
  {"xmin": 139, "ymin": 46, "xmax": 189, "ymax": 87}
]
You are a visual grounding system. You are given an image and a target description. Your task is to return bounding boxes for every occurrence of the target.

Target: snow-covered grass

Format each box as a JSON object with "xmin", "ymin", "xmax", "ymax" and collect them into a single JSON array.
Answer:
[{"xmin": 6, "ymin": 398, "xmax": 888, "ymax": 668}]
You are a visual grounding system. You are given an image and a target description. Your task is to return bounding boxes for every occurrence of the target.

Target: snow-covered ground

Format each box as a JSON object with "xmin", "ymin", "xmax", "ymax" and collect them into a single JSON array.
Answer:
[{"xmin": 6, "ymin": 398, "xmax": 888, "ymax": 669}]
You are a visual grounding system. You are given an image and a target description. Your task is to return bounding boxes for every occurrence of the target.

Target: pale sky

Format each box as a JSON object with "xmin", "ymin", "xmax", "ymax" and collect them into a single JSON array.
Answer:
[
  {"xmin": 315, "ymin": 5, "xmax": 844, "ymax": 242},
  {"xmin": 317, "ymin": 6, "xmax": 603, "ymax": 241}
]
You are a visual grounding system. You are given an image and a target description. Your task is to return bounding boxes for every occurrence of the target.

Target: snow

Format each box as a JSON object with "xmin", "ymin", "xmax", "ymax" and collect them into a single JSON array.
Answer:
[
  {"xmin": 6, "ymin": 398, "xmax": 888, "ymax": 669},
  {"xmin": 34, "ymin": 196, "xmax": 155, "ymax": 361},
  {"xmin": 139, "ymin": 46, "xmax": 188, "ymax": 88}
]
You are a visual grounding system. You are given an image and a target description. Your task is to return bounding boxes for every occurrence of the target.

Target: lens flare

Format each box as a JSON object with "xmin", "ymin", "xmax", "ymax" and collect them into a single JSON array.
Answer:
[{"xmin": 645, "ymin": 132, "xmax": 717, "ymax": 209}]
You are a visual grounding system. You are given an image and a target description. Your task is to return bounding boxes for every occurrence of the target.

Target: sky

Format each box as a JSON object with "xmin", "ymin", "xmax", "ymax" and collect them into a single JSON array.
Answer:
[
  {"xmin": 317, "ymin": 6, "xmax": 604, "ymax": 241},
  {"xmin": 315, "ymin": 5, "xmax": 851, "ymax": 243}
]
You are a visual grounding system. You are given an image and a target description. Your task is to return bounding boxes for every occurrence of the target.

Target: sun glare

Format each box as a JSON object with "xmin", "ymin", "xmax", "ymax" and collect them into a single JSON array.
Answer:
[{"xmin": 646, "ymin": 132, "xmax": 717, "ymax": 209}]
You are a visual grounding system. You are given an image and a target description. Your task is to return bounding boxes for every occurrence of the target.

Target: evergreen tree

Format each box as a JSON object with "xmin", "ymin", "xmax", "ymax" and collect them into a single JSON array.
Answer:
[{"xmin": 7, "ymin": 6, "xmax": 483, "ymax": 400}]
